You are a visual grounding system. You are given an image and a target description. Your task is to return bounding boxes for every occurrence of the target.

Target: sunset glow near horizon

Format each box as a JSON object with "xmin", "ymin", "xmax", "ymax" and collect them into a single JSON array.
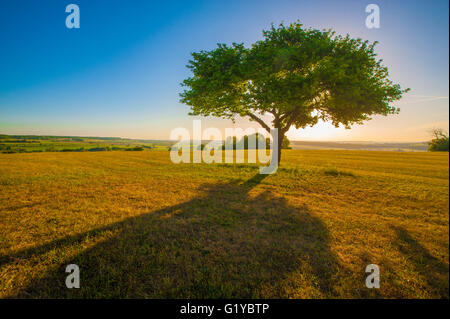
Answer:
[{"xmin": 0, "ymin": 0, "xmax": 448, "ymax": 142}]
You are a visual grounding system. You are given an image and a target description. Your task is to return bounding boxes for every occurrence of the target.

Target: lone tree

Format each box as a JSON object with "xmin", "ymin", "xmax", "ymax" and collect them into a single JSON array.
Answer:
[
  {"xmin": 428, "ymin": 129, "xmax": 449, "ymax": 152},
  {"xmin": 180, "ymin": 22, "xmax": 409, "ymax": 162}
]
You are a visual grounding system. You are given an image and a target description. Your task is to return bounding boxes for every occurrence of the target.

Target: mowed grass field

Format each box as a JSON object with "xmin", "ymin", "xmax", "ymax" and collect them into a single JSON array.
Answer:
[{"xmin": 0, "ymin": 150, "xmax": 448, "ymax": 298}]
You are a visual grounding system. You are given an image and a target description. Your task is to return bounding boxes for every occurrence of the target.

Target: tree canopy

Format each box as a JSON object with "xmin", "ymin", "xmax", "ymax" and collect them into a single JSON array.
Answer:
[{"xmin": 180, "ymin": 22, "xmax": 409, "ymax": 161}]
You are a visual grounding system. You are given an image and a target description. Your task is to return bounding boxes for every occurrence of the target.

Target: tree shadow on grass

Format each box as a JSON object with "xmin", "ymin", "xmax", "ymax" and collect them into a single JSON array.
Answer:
[
  {"xmin": 392, "ymin": 226, "xmax": 449, "ymax": 298},
  {"xmin": 3, "ymin": 174, "xmax": 341, "ymax": 298}
]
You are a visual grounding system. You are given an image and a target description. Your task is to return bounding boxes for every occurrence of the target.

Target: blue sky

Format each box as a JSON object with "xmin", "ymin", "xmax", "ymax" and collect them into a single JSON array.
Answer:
[{"xmin": 0, "ymin": 0, "xmax": 448, "ymax": 141}]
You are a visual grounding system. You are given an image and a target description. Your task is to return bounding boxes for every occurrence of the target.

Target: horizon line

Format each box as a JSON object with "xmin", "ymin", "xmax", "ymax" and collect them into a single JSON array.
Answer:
[{"xmin": 0, "ymin": 133, "xmax": 430, "ymax": 144}]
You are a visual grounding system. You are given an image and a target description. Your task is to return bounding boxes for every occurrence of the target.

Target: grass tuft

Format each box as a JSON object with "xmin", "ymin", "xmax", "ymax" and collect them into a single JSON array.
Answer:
[{"xmin": 323, "ymin": 168, "xmax": 356, "ymax": 177}]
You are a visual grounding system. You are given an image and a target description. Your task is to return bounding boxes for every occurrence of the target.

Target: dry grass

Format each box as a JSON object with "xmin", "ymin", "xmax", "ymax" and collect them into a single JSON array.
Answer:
[{"xmin": 0, "ymin": 150, "xmax": 448, "ymax": 298}]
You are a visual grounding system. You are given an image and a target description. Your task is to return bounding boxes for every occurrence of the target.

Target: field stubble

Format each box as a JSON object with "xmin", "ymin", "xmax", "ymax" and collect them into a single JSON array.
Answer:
[{"xmin": 0, "ymin": 150, "xmax": 448, "ymax": 298}]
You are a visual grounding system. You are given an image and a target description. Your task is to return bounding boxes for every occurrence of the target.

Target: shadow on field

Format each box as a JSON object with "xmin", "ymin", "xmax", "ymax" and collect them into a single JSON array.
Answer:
[
  {"xmin": 4, "ymin": 173, "xmax": 340, "ymax": 298},
  {"xmin": 392, "ymin": 226, "xmax": 449, "ymax": 298}
]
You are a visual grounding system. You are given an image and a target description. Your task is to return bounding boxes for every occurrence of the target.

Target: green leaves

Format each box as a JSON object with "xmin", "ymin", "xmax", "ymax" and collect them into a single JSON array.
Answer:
[{"xmin": 180, "ymin": 21, "xmax": 408, "ymax": 134}]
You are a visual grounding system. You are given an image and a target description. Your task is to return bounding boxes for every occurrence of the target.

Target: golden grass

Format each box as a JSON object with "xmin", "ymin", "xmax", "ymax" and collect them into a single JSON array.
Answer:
[{"xmin": 0, "ymin": 150, "xmax": 448, "ymax": 298}]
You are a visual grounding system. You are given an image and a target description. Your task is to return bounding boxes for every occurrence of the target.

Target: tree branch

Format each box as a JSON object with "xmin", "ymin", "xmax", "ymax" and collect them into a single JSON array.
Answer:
[
  {"xmin": 246, "ymin": 112, "xmax": 272, "ymax": 133},
  {"xmin": 279, "ymin": 109, "xmax": 295, "ymax": 122},
  {"xmin": 281, "ymin": 108, "xmax": 300, "ymax": 134}
]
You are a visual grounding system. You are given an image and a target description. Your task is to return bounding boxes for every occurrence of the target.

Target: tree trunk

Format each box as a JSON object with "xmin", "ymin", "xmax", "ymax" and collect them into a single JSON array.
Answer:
[
  {"xmin": 270, "ymin": 130, "xmax": 283, "ymax": 165},
  {"xmin": 277, "ymin": 134, "xmax": 283, "ymax": 163}
]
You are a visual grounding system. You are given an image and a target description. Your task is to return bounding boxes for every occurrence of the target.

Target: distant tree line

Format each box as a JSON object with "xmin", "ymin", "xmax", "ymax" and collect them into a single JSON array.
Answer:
[
  {"xmin": 220, "ymin": 133, "xmax": 291, "ymax": 150},
  {"xmin": 193, "ymin": 133, "xmax": 291, "ymax": 151}
]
